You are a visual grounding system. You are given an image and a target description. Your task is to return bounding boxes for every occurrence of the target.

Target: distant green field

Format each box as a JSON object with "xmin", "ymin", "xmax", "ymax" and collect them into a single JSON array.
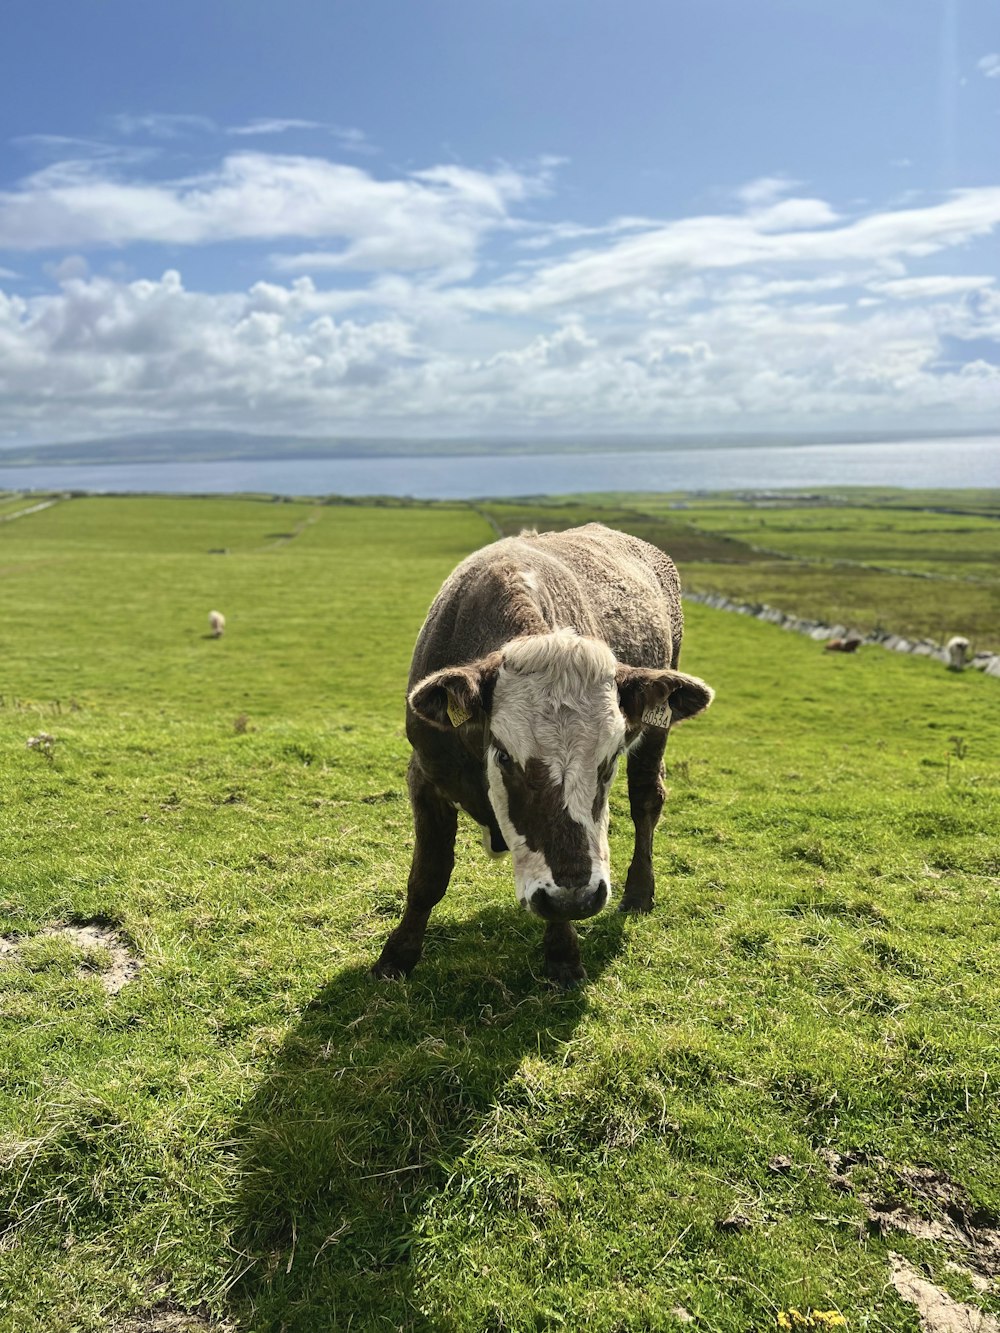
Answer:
[
  {"xmin": 679, "ymin": 505, "xmax": 1000, "ymax": 581},
  {"xmin": 482, "ymin": 489, "xmax": 1000, "ymax": 651},
  {"xmin": 1, "ymin": 494, "xmax": 998, "ymax": 1332}
]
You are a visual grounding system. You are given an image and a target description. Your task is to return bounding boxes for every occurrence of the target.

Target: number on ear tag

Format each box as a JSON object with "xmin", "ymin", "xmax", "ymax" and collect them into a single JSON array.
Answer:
[
  {"xmin": 447, "ymin": 698, "xmax": 471, "ymax": 727},
  {"xmin": 641, "ymin": 702, "xmax": 673, "ymax": 730}
]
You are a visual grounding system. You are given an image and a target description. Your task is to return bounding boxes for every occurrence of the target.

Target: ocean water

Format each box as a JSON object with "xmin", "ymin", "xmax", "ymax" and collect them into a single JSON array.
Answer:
[{"xmin": 0, "ymin": 435, "xmax": 996, "ymax": 498}]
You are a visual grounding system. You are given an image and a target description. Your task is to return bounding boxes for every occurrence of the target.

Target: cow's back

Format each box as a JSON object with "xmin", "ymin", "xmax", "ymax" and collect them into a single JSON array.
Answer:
[
  {"xmin": 530, "ymin": 524, "xmax": 683, "ymax": 669},
  {"xmin": 410, "ymin": 523, "xmax": 683, "ymax": 685}
]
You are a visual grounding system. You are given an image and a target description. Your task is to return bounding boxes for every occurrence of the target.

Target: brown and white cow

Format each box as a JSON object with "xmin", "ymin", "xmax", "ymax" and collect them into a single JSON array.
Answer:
[{"xmin": 372, "ymin": 523, "xmax": 715, "ymax": 986}]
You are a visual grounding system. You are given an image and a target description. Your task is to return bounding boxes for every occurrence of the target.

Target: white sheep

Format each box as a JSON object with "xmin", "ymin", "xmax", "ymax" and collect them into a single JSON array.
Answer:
[
  {"xmin": 945, "ymin": 635, "xmax": 970, "ymax": 670},
  {"xmin": 209, "ymin": 610, "xmax": 226, "ymax": 639}
]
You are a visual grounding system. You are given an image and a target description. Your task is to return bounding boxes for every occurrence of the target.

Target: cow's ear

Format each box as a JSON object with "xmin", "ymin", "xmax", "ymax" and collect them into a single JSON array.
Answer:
[
  {"xmin": 408, "ymin": 656, "xmax": 500, "ymax": 731},
  {"xmin": 615, "ymin": 665, "xmax": 715, "ymax": 730}
]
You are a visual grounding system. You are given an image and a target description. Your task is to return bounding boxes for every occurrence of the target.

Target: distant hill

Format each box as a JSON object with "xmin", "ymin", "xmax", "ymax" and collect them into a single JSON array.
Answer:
[{"xmin": 0, "ymin": 426, "xmax": 992, "ymax": 467}]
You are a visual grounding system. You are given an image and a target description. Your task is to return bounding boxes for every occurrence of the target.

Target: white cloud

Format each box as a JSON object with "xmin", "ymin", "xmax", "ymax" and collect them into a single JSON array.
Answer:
[
  {"xmin": 735, "ymin": 175, "xmax": 802, "ymax": 208},
  {"xmin": 15, "ymin": 134, "xmax": 131, "ymax": 158},
  {"xmin": 0, "ymin": 153, "xmax": 998, "ymax": 441},
  {"xmin": 977, "ymin": 53, "xmax": 1000, "ymax": 78},
  {"xmin": 44, "ymin": 254, "xmax": 90, "ymax": 282},
  {"xmin": 750, "ymin": 198, "xmax": 840, "ymax": 231},
  {"xmin": 867, "ymin": 275, "xmax": 995, "ymax": 299},
  {"xmin": 448, "ymin": 187, "xmax": 1000, "ymax": 315},
  {"xmin": 0, "ymin": 270, "xmax": 418, "ymax": 438},
  {"xmin": 515, "ymin": 216, "xmax": 656, "ymax": 251},
  {"xmin": 227, "ymin": 118, "xmax": 326, "ymax": 136},
  {"xmin": 1, "ymin": 253, "xmax": 997, "ymax": 443},
  {"xmin": 0, "ymin": 152, "xmax": 549, "ymax": 272},
  {"xmin": 108, "ymin": 112, "xmax": 218, "ymax": 138},
  {"xmin": 226, "ymin": 119, "xmax": 376, "ymax": 152}
]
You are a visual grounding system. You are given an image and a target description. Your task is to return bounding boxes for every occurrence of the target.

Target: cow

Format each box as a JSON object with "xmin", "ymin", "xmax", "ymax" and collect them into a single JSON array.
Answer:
[
  {"xmin": 946, "ymin": 635, "xmax": 971, "ymax": 670},
  {"xmin": 372, "ymin": 523, "xmax": 715, "ymax": 986},
  {"xmin": 825, "ymin": 636, "xmax": 862, "ymax": 653}
]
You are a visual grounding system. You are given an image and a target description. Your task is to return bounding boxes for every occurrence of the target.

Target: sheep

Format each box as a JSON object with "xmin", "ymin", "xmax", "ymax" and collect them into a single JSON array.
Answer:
[
  {"xmin": 209, "ymin": 610, "xmax": 226, "ymax": 639},
  {"xmin": 825, "ymin": 636, "xmax": 862, "ymax": 653},
  {"xmin": 945, "ymin": 635, "xmax": 970, "ymax": 670}
]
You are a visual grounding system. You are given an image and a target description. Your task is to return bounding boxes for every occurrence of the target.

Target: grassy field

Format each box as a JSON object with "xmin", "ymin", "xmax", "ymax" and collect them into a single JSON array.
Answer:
[{"xmin": 1, "ymin": 493, "xmax": 999, "ymax": 1332}]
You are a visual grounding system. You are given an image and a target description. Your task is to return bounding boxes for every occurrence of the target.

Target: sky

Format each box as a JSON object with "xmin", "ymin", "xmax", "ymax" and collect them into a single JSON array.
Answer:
[{"xmin": 1, "ymin": 0, "xmax": 999, "ymax": 446}]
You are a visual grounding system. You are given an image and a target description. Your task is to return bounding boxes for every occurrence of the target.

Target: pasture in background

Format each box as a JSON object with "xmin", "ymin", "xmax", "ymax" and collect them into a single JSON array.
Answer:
[
  {"xmin": 0, "ymin": 492, "xmax": 998, "ymax": 1332},
  {"xmin": 479, "ymin": 487, "xmax": 1000, "ymax": 653}
]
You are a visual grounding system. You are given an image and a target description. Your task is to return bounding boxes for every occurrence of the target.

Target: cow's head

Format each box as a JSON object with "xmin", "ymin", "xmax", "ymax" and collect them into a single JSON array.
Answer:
[{"xmin": 408, "ymin": 629, "xmax": 714, "ymax": 921}]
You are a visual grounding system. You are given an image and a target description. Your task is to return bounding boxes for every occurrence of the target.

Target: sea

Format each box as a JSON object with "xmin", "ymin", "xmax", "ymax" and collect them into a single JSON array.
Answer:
[{"xmin": 0, "ymin": 435, "xmax": 996, "ymax": 499}]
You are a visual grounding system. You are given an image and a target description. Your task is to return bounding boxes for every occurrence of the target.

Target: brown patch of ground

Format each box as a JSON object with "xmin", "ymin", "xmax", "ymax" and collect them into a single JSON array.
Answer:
[
  {"xmin": 822, "ymin": 1152, "xmax": 1000, "ymax": 1281},
  {"xmin": 822, "ymin": 1150, "xmax": 1000, "ymax": 1318},
  {"xmin": 0, "ymin": 920, "xmax": 142, "ymax": 994},
  {"xmin": 889, "ymin": 1254, "xmax": 1000, "ymax": 1333}
]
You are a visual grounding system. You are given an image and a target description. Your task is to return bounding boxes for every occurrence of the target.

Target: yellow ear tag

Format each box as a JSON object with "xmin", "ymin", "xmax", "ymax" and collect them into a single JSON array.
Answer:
[
  {"xmin": 447, "ymin": 698, "xmax": 471, "ymax": 727},
  {"xmin": 641, "ymin": 702, "xmax": 672, "ymax": 730}
]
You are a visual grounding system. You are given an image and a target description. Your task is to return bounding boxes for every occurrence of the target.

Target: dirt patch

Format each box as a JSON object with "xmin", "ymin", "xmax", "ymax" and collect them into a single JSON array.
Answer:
[
  {"xmin": 889, "ymin": 1254, "xmax": 999, "ymax": 1333},
  {"xmin": 0, "ymin": 920, "xmax": 142, "ymax": 994},
  {"xmin": 822, "ymin": 1151, "xmax": 1000, "ymax": 1293},
  {"xmin": 869, "ymin": 1166, "xmax": 1000, "ymax": 1273}
]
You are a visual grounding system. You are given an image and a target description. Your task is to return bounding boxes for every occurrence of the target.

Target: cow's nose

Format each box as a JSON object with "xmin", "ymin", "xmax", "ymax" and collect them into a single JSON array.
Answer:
[{"xmin": 532, "ymin": 881, "xmax": 608, "ymax": 921}]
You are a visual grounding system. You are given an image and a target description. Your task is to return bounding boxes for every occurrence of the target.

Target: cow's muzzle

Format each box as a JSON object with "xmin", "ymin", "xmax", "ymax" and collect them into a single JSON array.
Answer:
[{"xmin": 527, "ymin": 879, "xmax": 610, "ymax": 922}]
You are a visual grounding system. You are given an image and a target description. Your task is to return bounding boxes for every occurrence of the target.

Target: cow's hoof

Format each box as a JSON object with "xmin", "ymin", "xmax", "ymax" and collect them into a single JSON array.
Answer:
[
  {"xmin": 618, "ymin": 895, "xmax": 654, "ymax": 915},
  {"xmin": 545, "ymin": 960, "xmax": 587, "ymax": 989},
  {"xmin": 371, "ymin": 964, "xmax": 404, "ymax": 981},
  {"xmin": 371, "ymin": 953, "xmax": 413, "ymax": 980}
]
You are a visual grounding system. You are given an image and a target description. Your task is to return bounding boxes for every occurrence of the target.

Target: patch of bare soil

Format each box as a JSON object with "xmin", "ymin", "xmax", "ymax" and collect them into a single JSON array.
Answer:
[
  {"xmin": 822, "ymin": 1150, "xmax": 1000, "ymax": 1326},
  {"xmin": 890, "ymin": 1254, "xmax": 1000, "ymax": 1333},
  {"xmin": 822, "ymin": 1152, "xmax": 1000, "ymax": 1285},
  {"xmin": 0, "ymin": 920, "xmax": 142, "ymax": 993}
]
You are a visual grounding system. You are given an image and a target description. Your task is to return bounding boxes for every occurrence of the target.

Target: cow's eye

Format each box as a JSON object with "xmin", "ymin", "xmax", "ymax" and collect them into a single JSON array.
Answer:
[{"xmin": 493, "ymin": 746, "xmax": 512, "ymax": 767}]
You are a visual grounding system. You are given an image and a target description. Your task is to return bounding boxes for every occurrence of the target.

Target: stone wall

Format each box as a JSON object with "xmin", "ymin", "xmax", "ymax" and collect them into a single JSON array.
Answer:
[{"xmin": 684, "ymin": 590, "xmax": 1000, "ymax": 678}]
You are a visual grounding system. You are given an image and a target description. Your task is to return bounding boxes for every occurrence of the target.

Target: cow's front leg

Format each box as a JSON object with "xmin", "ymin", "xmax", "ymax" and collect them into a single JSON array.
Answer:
[
  {"xmin": 372, "ymin": 759, "xmax": 458, "ymax": 979},
  {"xmin": 619, "ymin": 727, "xmax": 668, "ymax": 914},
  {"xmin": 542, "ymin": 920, "xmax": 585, "ymax": 987}
]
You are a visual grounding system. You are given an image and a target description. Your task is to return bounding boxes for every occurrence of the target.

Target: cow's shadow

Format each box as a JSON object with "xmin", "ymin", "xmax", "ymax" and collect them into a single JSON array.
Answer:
[{"xmin": 227, "ymin": 905, "xmax": 626, "ymax": 1332}]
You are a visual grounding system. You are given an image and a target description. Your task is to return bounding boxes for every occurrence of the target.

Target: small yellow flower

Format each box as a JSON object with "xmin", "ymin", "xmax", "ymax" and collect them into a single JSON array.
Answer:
[{"xmin": 776, "ymin": 1310, "xmax": 847, "ymax": 1331}]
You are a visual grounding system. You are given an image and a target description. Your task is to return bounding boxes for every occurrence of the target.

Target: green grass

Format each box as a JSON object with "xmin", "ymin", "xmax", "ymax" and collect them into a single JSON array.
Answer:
[{"xmin": 1, "ymin": 493, "xmax": 999, "ymax": 1332}]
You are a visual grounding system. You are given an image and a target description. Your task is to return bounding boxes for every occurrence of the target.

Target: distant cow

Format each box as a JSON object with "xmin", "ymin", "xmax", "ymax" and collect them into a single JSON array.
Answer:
[
  {"xmin": 372, "ymin": 524, "xmax": 715, "ymax": 986},
  {"xmin": 825, "ymin": 636, "xmax": 862, "ymax": 653},
  {"xmin": 209, "ymin": 610, "xmax": 225, "ymax": 638},
  {"xmin": 946, "ymin": 635, "xmax": 970, "ymax": 670}
]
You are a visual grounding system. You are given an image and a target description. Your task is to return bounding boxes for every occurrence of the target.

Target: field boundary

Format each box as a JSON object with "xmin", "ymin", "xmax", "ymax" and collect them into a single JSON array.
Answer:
[
  {"xmin": 0, "ymin": 495, "xmax": 66, "ymax": 523},
  {"xmin": 684, "ymin": 589, "xmax": 1000, "ymax": 676}
]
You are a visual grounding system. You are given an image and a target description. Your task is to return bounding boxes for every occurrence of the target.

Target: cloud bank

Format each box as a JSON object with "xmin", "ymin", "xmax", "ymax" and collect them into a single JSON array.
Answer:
[{"xmin": 0, "ymin": 148, "xmax": 998, "ymax": 442}]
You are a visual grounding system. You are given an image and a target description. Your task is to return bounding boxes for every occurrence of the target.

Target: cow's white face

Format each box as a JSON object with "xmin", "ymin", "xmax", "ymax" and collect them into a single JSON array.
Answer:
[
  {"xmin": 408, "ymin": 628, "xmax": 714, "ymax": 923},
  {"xmin": 486, "ymin": 632, "xmax": 625, "ymax": 921}
]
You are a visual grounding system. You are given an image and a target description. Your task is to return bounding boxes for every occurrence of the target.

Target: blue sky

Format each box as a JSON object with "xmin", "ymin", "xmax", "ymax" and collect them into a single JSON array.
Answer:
[{"xmin": 1, "ymin": 0, "xmax": 998, "ymax": 443}]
